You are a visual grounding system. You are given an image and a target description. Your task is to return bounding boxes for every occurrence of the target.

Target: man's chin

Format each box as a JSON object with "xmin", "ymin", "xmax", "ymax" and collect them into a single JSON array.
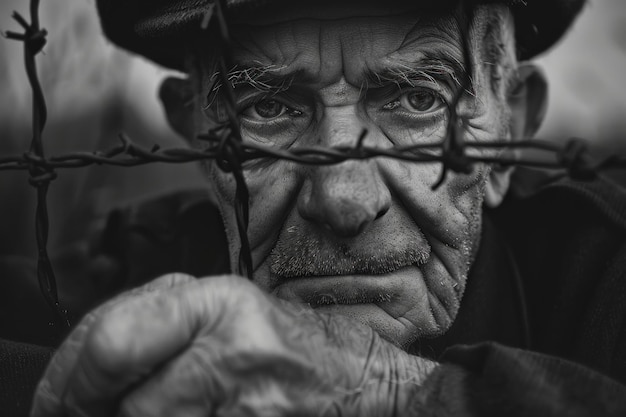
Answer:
[
  {"xmin": 313, "ymin": 303, "xmax": 420, "ymax": 349},
  {"xmin": 269, "ymin": 269, "xmax": 433, "ymax": 348}
]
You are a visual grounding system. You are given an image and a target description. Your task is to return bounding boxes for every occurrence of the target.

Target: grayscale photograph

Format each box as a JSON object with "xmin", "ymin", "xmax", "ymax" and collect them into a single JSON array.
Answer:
[{"xmin": 1, "ymin": 0, "xmax": 625, "ymax": 416}]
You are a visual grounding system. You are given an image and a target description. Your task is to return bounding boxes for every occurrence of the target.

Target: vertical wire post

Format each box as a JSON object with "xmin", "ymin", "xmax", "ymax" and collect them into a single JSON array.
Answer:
[
  {"xmin": 8, "ymin": 0, "xmax": 71, "ymax": 332},
  {"xmin": 211, "ymin": 0, "xmax": 254, "ymax": 279}
]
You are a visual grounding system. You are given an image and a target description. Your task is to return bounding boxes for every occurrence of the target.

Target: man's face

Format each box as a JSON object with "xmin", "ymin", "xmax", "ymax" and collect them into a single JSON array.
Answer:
[{"xmin": 200, "ymin": 5, "xmax": 515, "ymax": 347}]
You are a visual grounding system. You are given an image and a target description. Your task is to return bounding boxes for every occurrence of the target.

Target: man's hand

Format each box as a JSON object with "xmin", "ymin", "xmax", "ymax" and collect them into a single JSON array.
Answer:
[{"xmin": 31, "ymin": 274, "xmax": 436, "ymax": 417}]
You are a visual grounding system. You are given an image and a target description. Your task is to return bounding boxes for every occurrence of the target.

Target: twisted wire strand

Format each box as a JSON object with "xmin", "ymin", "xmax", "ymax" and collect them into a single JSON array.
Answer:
[{"xmin": 4, "ymin": 0, "xmax": 70, "ymax": 332}]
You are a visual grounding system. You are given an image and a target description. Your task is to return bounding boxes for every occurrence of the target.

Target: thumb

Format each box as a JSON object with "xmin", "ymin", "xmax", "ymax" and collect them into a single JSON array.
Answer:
[{"xmin": 31, "ymin": 273, "xmax": 196, "ymax": 417}]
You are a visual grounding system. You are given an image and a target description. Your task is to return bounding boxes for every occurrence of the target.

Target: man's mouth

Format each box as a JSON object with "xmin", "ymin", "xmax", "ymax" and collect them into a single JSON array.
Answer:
[
  {"xmin": 271, "ymin": 265, "xmax": 420, "ymax": 307},
  {"xmin": 270, "ymin": 247, "xmax": 429, "ymax": 279},
  {"xmin": 268, "ymin": 219, "xmax": 431, "ymax": 281},
  {"xmin": 307, "ymin": 292, "xmax": 393, "ymax": 307}
]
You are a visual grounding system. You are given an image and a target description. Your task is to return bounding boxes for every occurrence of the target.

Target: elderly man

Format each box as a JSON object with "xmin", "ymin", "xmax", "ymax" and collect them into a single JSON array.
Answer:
[{"xmin": 1, "ymin": 0, "xmax": 625, "ymax": 415}]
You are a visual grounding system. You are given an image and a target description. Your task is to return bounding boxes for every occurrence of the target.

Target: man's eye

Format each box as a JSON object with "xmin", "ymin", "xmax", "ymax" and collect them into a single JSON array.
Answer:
[
  {"xmin": 242, "ymin": 99, "xmax": 302, "ymax": 120},
  {"xmin": 382, "ymin": 90, "xmax": 443, "ymax": 113}
]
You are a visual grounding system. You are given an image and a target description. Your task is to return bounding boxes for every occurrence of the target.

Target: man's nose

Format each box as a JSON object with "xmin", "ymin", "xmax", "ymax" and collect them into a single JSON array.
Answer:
[{"xmin": 297, "ymin": 109, "xmax": 391, "ymax": 237}]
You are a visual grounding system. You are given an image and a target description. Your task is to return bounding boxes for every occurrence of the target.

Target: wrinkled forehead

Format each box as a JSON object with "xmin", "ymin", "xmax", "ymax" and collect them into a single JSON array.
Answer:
[{"xmin": 226, "ymin": 10, "xmax": 464, "ymax": 87}]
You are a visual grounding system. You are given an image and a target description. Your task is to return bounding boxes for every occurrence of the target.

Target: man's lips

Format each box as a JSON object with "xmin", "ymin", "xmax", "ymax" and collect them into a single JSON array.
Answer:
[{"xmin": 271, "ymin": 265, "xmax": 419, "ymax": 307}]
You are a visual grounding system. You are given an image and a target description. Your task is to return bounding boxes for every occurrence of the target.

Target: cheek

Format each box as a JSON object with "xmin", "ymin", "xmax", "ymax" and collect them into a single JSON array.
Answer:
[
  {"xmin": 433, "ymin": 168, "xmax": 487, "ymax": 291},
  {"xmin": 383, "ymin": 162, "xmax": 487, "ymax": 331},
  {"xmin": 210, "ymin": 160, "xmax": 303, "ymax": 270},
  {"xmin": 383, "ymin": 159, "xmax": 487, "ymax": 272},
  {"xmin": 382, "ymin": 161, "xmax": 483, "ymax": 246},
  {"xmin": 440, "ymin": 166, "xmax": 487, "ymax": 263},
  {"xmin": 208, "ymin": 163, "xmax": 239, "ymax": 271}
]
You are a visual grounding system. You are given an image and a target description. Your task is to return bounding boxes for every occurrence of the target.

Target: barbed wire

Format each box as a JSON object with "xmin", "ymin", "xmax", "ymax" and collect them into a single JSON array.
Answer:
[
  {"xmin": 3, "ymin": 0, "xmax": 626, "ymax": 335},
  {"xmin": 2, "ymin": 132, "xmax": 623, "ymax": 177},
  {"xmin": 3, "ymin": 0, "xmax": 70, "ymax": 332}
]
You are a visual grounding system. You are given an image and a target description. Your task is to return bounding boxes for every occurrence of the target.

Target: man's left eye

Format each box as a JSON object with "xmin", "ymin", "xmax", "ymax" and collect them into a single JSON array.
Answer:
[
  {"xmin": 242, "ymin": 99, "xmax": 303, "ymax": 120},
  {"xmin": 382, "ymin": 90, "xmax": 444, "ymax": 113}
]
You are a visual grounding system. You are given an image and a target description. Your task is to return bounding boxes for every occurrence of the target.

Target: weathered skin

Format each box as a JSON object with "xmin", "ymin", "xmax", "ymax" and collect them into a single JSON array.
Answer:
[
  {"xmin": 31, "ymin": 3, "xmax": 548, "ymax": 416},
  {"xmin": 203, "ymin": 6, "xmax": 524, "ymax": 347}
]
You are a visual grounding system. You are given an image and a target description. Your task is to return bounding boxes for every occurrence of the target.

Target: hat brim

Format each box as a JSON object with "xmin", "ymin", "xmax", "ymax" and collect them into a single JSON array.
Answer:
[{"xmin": 97, "ymin": 0, "xmax": 586, "ymax": 71}]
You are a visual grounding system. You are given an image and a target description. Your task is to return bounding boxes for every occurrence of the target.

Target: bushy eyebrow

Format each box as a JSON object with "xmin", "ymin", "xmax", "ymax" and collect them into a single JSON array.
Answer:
[
  {"xmin": 365, "ymin": 53, "xmax": 472, "ymax": 93},
  {"xmin": 207, "ymin": 63, "xmax": 301, "ymax": 107}
]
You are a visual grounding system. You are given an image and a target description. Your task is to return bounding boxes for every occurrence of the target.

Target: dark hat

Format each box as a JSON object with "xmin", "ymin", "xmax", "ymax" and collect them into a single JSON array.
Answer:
[{"xmin": 96, "ymin": 0, "xmax": 586, "ymax": 71}]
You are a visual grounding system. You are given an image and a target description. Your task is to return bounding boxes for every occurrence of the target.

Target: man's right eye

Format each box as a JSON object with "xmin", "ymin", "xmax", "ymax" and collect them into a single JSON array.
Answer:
[
  {"xmin": 242, "ymin": 99, "xmax": 303, "ymax": 120},
  {"xmin": 382, "ymin": 89, "xmax": 445, "ymax": 114},
  {"xmin": 236, "ymin": 96, "xmax": 311, "ymax": 148}
]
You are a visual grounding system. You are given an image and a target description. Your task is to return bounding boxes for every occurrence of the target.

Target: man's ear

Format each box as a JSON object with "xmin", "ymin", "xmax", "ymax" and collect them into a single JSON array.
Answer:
[
  {"xmin": 484, "ymin": 62, "xmax": 548, "ymax": 207},
  {"xmin": 508, "ymin": 62, "xmax": 548, "ymax": 140},
  {"xmin": 159, "ymin": 76, "xmax": 197, "ymax": 142}
]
